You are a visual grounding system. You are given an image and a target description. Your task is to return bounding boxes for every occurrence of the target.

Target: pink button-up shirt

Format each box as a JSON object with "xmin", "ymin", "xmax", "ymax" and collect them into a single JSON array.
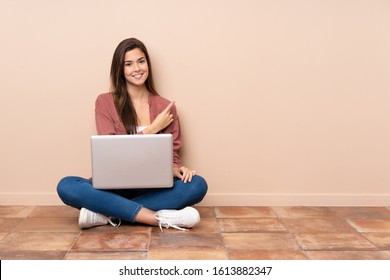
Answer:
[{"xmin": 95, "ymin": 92, "xmax": 182, "ymax": 168}]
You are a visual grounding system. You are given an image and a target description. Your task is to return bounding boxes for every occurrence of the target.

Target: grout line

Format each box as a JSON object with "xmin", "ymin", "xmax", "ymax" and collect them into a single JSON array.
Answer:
[
  {"xmin": 331, "ymin": 211, "xmax": 386, "ymax": 251},
  {"xmin": 145, "ymin": 226, "xmax": 153, "ymax": 260},
  {"xmin": 213, "ymin": 206, "xmax": 230, "ymax": 260},
  {"xmin": 64, "ymin": 230, "xmax": 83, "ymax": 260}
]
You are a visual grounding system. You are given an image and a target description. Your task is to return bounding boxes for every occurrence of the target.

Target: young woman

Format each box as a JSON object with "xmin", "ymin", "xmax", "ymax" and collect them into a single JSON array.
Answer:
[{"xmin": 57, "ymin": 38, "xmax": 208, "ymax": 231}]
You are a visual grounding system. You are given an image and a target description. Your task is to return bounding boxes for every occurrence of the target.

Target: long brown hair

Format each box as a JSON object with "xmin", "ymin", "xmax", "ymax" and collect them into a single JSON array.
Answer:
[{"xmin": 110, "ymin": 38, "xmax": 158, "ymax": 134}]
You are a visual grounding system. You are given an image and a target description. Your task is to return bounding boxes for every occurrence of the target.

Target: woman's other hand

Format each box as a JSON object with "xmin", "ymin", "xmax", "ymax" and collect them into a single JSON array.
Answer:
[{"xmin": 174, "ymin": 166, "xmax": 196, "ymax": 183}]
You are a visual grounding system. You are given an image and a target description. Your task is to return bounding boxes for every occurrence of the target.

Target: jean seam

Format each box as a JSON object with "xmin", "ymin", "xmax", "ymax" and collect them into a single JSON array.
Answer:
[{"xmin": 130, "ymin": 204, "xmax": 143, "ymax": 222}]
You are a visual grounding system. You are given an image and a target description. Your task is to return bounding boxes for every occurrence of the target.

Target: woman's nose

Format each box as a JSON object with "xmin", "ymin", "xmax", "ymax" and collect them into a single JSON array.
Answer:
[{"xmin": 133, "ymin": 63, "xmax": 140, "ymax": 71}]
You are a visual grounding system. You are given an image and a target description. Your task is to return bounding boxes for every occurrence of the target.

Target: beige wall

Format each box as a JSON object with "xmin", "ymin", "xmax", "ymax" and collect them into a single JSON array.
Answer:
[{"xmin": 1, "ymin": 0, "xmax": 389, "ymax": 206}]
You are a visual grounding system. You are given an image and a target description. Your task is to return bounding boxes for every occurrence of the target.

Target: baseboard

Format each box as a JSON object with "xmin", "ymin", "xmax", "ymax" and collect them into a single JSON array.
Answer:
[
  {"xmin": 1, "ymin": 192, "xmax": 389, "ymax": 206},
  {"xmin": 199, "ymin": 193, "xmax": 390, "ymax": 206}
]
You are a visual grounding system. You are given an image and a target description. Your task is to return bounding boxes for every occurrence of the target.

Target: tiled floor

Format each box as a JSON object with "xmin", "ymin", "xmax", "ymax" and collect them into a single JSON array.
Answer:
[{"xmin": 1, "ymin": 205, "xmax": 390, "ymax": 260}]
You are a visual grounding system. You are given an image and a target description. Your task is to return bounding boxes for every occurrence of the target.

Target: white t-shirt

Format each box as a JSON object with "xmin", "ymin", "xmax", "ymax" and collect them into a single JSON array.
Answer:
[{"xmin": 136, "ymin": 126, "xmax": 148, "ymax": 133}]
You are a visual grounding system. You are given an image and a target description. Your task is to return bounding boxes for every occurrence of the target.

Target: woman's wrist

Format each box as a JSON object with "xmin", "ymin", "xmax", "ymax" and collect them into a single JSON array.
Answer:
[{"xmin": 142, "ymin": 124, "xmax": 158, "ymax": 134}]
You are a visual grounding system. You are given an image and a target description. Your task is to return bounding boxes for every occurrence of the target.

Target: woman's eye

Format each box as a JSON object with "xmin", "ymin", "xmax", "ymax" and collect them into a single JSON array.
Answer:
[
  {"xmin": 125, "ymin": 62, "xmax": 132, "ymax": 67},
  {"xmin": 139, "ymin": 59, "xmax": 146, "ymax": 64}
]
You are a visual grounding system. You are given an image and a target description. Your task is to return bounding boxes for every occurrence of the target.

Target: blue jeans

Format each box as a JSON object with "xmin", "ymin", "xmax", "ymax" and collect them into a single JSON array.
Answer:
[{"xmin": 57, "ymin": 175, "xmax": 208, "ymax": 222}]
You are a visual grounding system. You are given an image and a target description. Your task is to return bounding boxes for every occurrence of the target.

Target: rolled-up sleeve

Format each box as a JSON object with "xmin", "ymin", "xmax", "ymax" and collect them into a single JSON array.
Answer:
[{"xmin": 169, "ymin": 104, "xmax": 182, "ymax": 168}]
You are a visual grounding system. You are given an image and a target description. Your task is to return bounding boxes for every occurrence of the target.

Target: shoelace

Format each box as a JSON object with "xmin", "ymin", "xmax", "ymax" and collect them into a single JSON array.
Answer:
[
  {"xmin": 107, "ymin": 217, "xmax": 121, "ymax": 227},
  {"xmin": 155, "ymin": 215, "xmax": 188, "ymax": 231}
]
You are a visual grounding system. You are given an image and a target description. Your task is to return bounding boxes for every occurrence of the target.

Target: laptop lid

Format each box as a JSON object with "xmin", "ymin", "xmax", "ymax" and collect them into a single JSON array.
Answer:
[{"xmin": 91, "ymin": 134, "xmax": 173, "ymax": 189}]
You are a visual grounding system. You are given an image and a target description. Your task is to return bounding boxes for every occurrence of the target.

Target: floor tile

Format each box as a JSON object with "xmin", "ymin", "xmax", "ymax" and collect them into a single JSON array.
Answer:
[
  {"xmin": 0, "ymin": 232, "xmax": 78, "ymax": 251},
  {"xmin": 1, "ymin": 205, "xmax": 390, "ymax": 260},
  {"xmin": 294, "ymin": 233, "xmax": 376, "ymax": 250},
  {"xmin": 346, "ymin": 218, "xmax": 390, "ymax": 233},
  {"xmin": 228, "ymin": 251, "xmax": 308, "ymax": 260},
  {"xmin": 0, "ymin": 250, "xmax": 67, "ymax": 260},
  {"xmin": 148, "ymin": 249, "xmax": 228, "ymax": 260},
  {"xmin": 305, "ymin": 251, "xmax": 389, "ymax": 260},
  {"xmin": 222, "ymin": 233, "xmax": 300, "ymax": 251},
  {"xmin": 215, "ymin": 207, "xmax": 276, "ymax": 218},
  {"xmin": 72, "ymin": 232, "xmax": 149, "ymax": 251},
  {"xmin": 29, "ymin": 206, "xmax": 79, "ymax": 218},
  {"xmin": 0, "ymin": 232, "xmax": 8, "ymax": 240},
  {"xmin": 330, "ymin": 207, "xmax": 390, "ymax": 218},
  {"xmin": 0, "ymin": 206, "xmax": 36, "ymax": 218},
  {"xmin": 152, "ymin": 218, "xmax": 219, "ymax": 233},
  {"xmin": 191, "ymin": 218, "xmax": 220, "ymax": 233},
  {"xmin": 218, "ymin": 218, "xmax": 286, "ymax": 233},
  {"xmin": 0, "ymin": 218, "xmax": 23, "ymax": 231},
  {"xmin": 362, "ymin": 233, "xmax": 390, "ymax": 249},
  {"xmin": 84, "ymin": 223, "xmax": 151, "ymax": 233},
  {"xmin": 65, "ymin": 251, "xmax": 147, "ymax": 260},
  {"xmin": 149, "ymin": 232, "xmax": 224, "ymax": 250},
  {"xmin": 272, "ymin": 207, "xmax": 335, "ymax": 218},
  {"xmin": 281, "ymin": 217, "xmax": 356, "ymax": 233},
  {"xmin": 196, "ymin": 206, "xmax": 216, "ymax": 218},
  {"xmin": 12, "ymin": 217, "xmax": 80, "ymax": 232}
]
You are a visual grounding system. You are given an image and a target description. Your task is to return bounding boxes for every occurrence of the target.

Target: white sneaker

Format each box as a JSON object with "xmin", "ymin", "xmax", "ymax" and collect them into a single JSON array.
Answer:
[
  {"xmin": 155, "ymin": 207, "xmax": 200, "ymax": 231},
  {"xmin": 78, "ymin": 208, "xmax": 121, "ymax": 229}
]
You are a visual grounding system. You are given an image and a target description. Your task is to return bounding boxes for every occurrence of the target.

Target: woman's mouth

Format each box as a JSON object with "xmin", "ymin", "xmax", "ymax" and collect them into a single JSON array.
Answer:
[{"xmin": 132, "ymin": 73, "xmax": 143, "ymax": 79}]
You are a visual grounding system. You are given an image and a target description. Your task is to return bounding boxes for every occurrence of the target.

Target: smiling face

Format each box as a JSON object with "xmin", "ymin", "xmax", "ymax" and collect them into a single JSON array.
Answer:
[{"xmin": 123, "ymin": 48, "xmax": 149, "ymax": 89}]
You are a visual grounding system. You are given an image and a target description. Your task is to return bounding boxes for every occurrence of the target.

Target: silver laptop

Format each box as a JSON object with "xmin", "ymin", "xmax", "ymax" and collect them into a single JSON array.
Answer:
[{"xmin": 91, "ymin": 134, "xmax": 173, "ymax": 189}]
